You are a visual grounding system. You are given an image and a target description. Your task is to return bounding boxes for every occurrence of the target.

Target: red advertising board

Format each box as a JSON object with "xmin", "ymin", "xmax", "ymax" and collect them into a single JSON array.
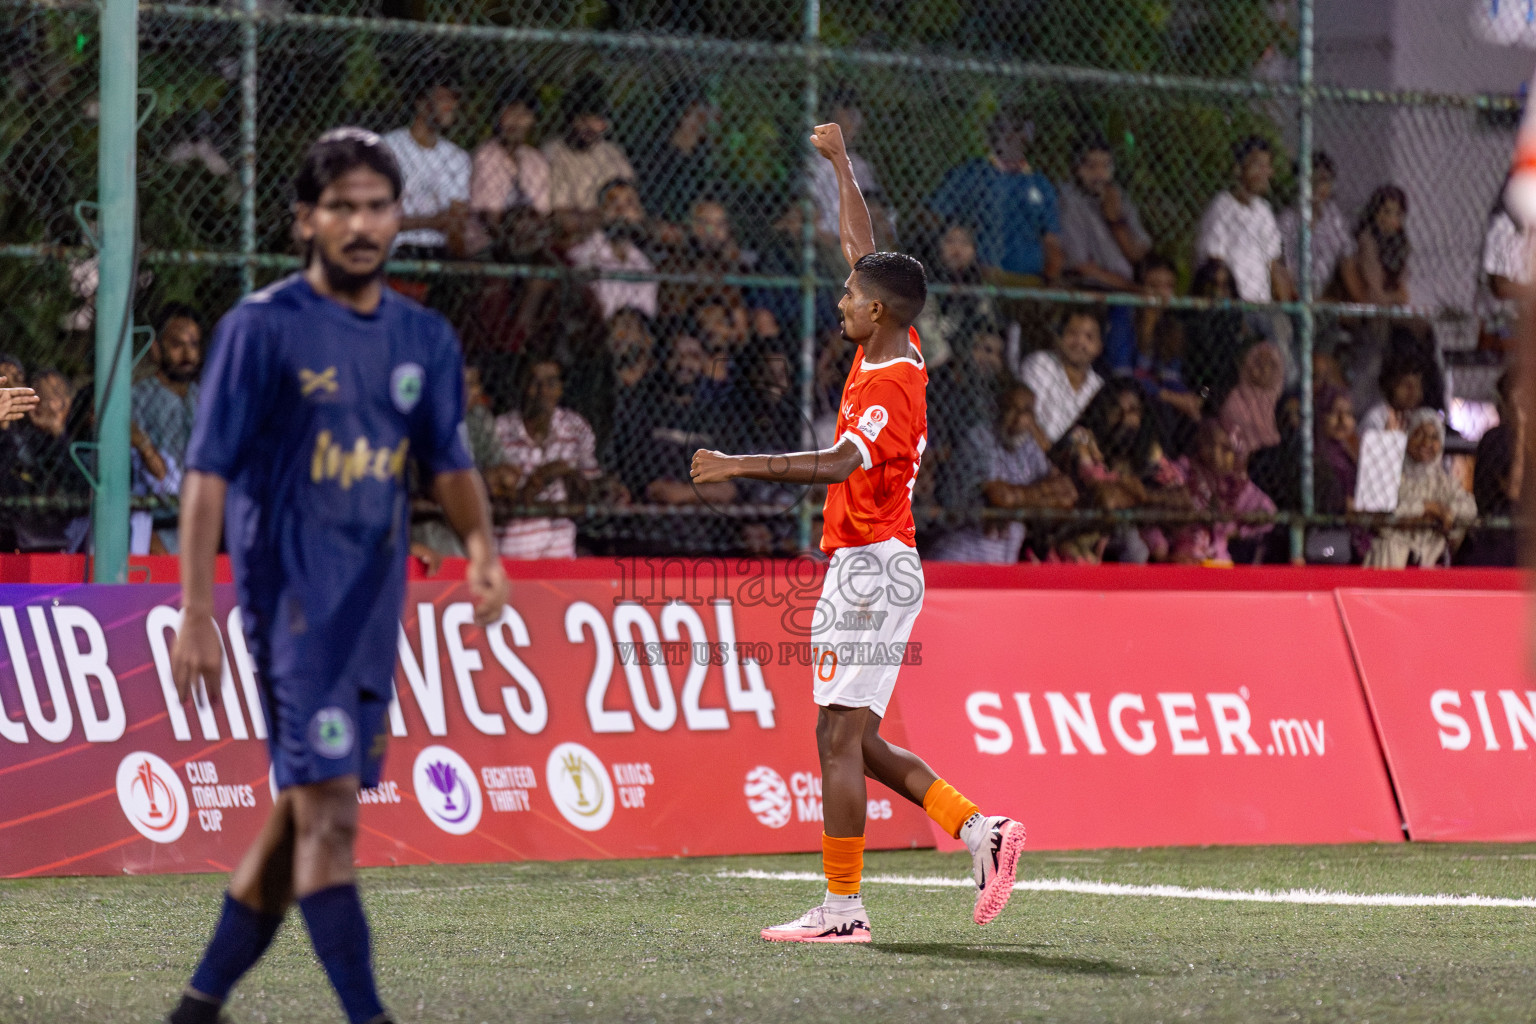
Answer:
[
  {"xmin": 1337, "ymin": 589, "xmax": 1536, "ymax": 842},
  {"xmin": 0, "ymin": 572, "xmax": 933, "ymax": 878},
  {"xmin": 894, "ymin": 590, "xmax": 1404, "ymax": 850}
]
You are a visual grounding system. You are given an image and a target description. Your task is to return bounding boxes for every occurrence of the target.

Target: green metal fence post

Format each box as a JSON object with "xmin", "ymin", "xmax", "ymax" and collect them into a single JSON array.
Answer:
[
  {"xmin": 797, "ymin": 0, "xmax": 821, "ymax": 554},
  {"xmin": 91, "ymin": 0, "xmax": 138, "ymax": 583},
  {"xmin": 1294, "ymin": 0, "xmax": 1316, "ymax": 564},
  {"xmin": 239, "ymin": 0, "xmax": 258, "ymax": 294}
]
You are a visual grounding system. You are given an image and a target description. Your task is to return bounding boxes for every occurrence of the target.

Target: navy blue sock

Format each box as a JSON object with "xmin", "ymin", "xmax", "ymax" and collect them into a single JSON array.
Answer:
[
  {"xmin": 187, "ymin": 892, "xmax": 284, "ymax": 1002},
  {"xmin": 298, "ymin": 883, "xmax": 385, "ymax": 1024}
]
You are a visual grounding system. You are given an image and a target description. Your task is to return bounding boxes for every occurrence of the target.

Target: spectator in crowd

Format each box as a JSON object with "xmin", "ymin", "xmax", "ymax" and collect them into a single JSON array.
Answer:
[
  {"xmin": 8, "ymin": 369, "xmax": 80, "ymax": 550},
  {"xmin": 1217, "ymin": 338, "xmax": 1285, "ymax": 458},
  {"xmin": 616, "ymin": 331, "xmax": 736, "ymax": 508},
  {"xmin": 1277, "ymin": 151, "xmax": 1354, "ymax": 299},
  {"xmin": 130, "ymin": 303, "xmax": 203, "ymax": 550},
  {"xmin": 1165, "ymin": 418, "xmax": 1277, "ymax": 565},
  {"xmin": 1364, "ymin": 410, "xmax": 1474, "ymax": 568},
  {"xmin": 1195, "ymin": 136, "xmax": 1296, "ymax": 304},
  {"xmin": 634, "ymin": 80, "xmax": 721, "ymax": 225},
  {"xmin": 928, "ymin": 112, "xmax": 1063, "ymax": 286},
  {"xmin": 0, "ymin": 355, "xmax": 24, "ymax": 397},
  {"xmin": 383, "ymin": 76, "xmax": 472, "ymax": 259},
  {"xmin": 807, "ymin": 89, "xmax": 890, "ymax": 252},
  {"xmin": 543, "ymin": 74, "xmax": 636, "ymax": 236},
  {"xmin": 1132, "ymin": 255, "xmax": 1202, "ymax": 451},
  {"xmin": 469, "ymin": 78, "xmax": 551, "ymax": 256},
  {"xmin": 1478, "ymin": 176, "xmax": 1533, "ymax": 351},
  {"xmin": 131, "ymin": 304, "xmax": 201, "ymax": 474},
  {"xmin": 1346, "ymin": 185, "xmax": 1411, "ymax": 308},
  {"xmin": 1081, "ymin": 379, "xmax": 1193, "ymax": 561},
  {"xmin": 1459, "ymin": 370, "xmax": 1522, "ymax": 566},
  {"xmin": 1058, "ymin": 135, "xmax": 1152, "ymax": 293},
  {"xmin": 1314, "ymin": 384, "xmax": 1360, "ymax": 517},
  {"xmin": 915, "ymin": 222, "xmax": 997, "ymax": 369},
  {"xmin": 728, "ymin": 338, "xmax": 802, "ymax": 525},
  {"xmin": 931, "ymin": 383, "xmax": 1076, "ymax": 563},
  {"xmin": 1358, "ymin": 351, "xmax": 1431, "ymax": 434},
  {"xmin": 567, "ymin": 179, "xmax": 661, "ymax": 320},
  {"xmin": 929, "ymin": 318, "xmax": 1013, "ymax": 474},
  {"xmin": 493, "ymin": 358, "xmax": 607, "ymax": 559},
  {"xmin": 691, "ymin": 294, "xmax": 750, "ymax": 388},
  {"xmin": 660, "ymin": 194, "xmax": 746, "ymax": 317},
  {"xmin": 1019, "ymin": 307, "xmax": 1105, "ymax": 444},
  {"xmin": 1182, "ymin": 257, "xmax": 1257, "ymax": 399}
]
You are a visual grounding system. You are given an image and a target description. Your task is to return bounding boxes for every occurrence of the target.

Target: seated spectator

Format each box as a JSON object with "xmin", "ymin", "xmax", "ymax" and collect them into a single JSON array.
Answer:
[
  {"xmin": 131, "ymin": 303, "xmax": 203, "ymax": 550},
  {"xmin": 915, "ymin": 222, "xmax": 997, "ymax": 369},
  {"xmin": 1277, "ymin": 151, "xmax": 1354, "ymax": 299},
  {"xmin": 1057, "ymin": 135, "xmax": 1152, "ymax": 358},
  {"xmin": 1195, "ymin": 136, "xmax": 1296, "ymax": 304},
  {"xmin": 691, "ymin": 295, "xmax": 751, "ymax": 388},
  {"xmin": 1358, "ymin": 352, "xmax": 1430, "ymax": 434},
  {"xmin": 1364, "ymin": 410, "xmax": 1475, "ymax": 568},
  {"xmin": 615, "ymin": 332, "xmax": 735, "ymax": 506},
  {"xmin": 1165, "ymin": 419, "xmax": 1277, "ymax": 565},
  {"xmin": 1181, "ymin": 257, "xmax": 1253, "ymax": 397},
  {"xmin": 543, "ymin": 74, "xmax": 636, "ymax": 239},
  {"xmin": 9, "ymin": 369, "xmax": 82, "ymax": 550},
  {"xmin": 383, "ymin": 75, "xmax": 472, "ymax": 259},
  {"xmin": 928, "ymin": 112, "xmax": 1062, "ymax": 285},
  {"xmin": 1082, "ymin": 379, "xmax": 1193, "ymax": 561},
  {"xmin": 660, "ymin": 194, "xmax": 746, "ymax": 317},
  {"xmin": 470, "ymin": 78, "xmax": 552, "ymax": 257},
  {"xmin": 567, "ymin": 179, "xmax": 660, "ymax": 320},
  {"xmin": 1314, "ymin": 385, "xmax": 1360, "ymax": 516},
  {"xmin": 1478, "ymin": 178, "xmax": 1533, "ymax": 351},
  {"xmin": 729, "ymin": 338, "xmax": 803, "ymax": 520},
  {"xmin": 634, "ymin": 80, "xmax": 721, "ymax": 224},
  {"xmin": 493, "ymin": 359, "xmax": 608, "ymax": 559},
  {"xmin": 1459, "ymin": 371, "xmax": 1522, "ymax": 566},
  {"xmin": 1132, "ymin": 256, "xmax": 1202, "ymax": 449},
  {"xmin": 1217, "ymin": 338, "xmax": 1285, "ymax": 458},
  {"xmin": 1019, "ymin": 307, "xmax": 1105, "ymax": 444},
  {"xmin": 931, "ymin": 383, "xmax": 1076, "ymax": 563},
  {"xmin": 1345, "ymin": 185, "xmax": 1411, "ymax": 307}
]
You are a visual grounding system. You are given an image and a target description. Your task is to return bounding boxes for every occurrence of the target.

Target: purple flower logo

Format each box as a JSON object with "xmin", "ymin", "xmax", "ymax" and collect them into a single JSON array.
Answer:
[
  {"xmin": 411, "ymin": 745, "xmax": 483, "ymax": 835},
  {"xmin": 426, "ymin": 760, "xmax": 471, "ymax": 823}
]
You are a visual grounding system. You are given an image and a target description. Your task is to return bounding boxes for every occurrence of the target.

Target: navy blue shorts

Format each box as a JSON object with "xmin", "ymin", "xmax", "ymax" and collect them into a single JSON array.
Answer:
[{"xmin": 259, "ymin": 672, "xmax": 391, "ymax": 791}]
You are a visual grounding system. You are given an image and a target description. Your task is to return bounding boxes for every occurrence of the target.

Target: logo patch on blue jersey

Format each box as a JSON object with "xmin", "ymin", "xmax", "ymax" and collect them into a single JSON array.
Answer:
[
  {"xmin": 392, "ymin": 363, "xmax": 424, "ymax": 413},
  {"xmin": 309, "ymin": 707, "xmax": 354, "ymax": 760}
]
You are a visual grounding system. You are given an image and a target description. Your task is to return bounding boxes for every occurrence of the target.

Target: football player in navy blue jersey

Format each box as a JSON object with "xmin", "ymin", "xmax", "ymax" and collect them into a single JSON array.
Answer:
[{"xmin": 165, "ymin": 128, "xmax": 508, "ymax": 1024}]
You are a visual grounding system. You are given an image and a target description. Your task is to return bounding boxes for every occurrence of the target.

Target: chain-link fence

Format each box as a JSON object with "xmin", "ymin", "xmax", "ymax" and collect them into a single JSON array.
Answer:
[{"xmin": 0, "ymin": 0, "xmax": 1523, "ymax": 565}]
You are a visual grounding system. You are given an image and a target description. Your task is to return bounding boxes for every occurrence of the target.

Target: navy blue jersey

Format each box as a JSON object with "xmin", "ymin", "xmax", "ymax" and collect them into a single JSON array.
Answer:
[{"xmin": 186, "ymin": 274, "xmax": 473, "ymax": 702}]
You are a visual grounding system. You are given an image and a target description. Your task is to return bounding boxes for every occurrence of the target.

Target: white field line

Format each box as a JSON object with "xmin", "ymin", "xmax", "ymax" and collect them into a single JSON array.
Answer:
[{"xmin": 717, "ymin": 869, "xmax": 1536, "ymax": 910}]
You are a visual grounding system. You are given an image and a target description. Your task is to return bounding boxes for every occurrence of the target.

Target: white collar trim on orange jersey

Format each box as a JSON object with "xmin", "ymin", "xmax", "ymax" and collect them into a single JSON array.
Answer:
[{"xmin": 859, "ymin": 351, "xmax": 924, "ymax": 370}]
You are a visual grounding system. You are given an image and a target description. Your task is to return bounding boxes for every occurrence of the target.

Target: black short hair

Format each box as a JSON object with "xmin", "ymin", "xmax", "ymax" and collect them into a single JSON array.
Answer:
[
  {"xmin": 1072, "ymin": 133, "xmax": 1112, "ymax": 168},
  {"xmin": 293, "ymin": 127, "xmax": 402, "ymax": 205},
  {"xmin": 1052, "ymin": 303, "xmax": 1106, "ymax": 338},
  {"xmin": 1311, "ymin": 150, "xmax": 1337, "ymax": 176},
  {"xmin": 1232, "ymin": 135, "xmax": 1272, "ymax": 168},
  {"xmin": 562, "ymin": 73, "xmax": 609, "ymax": 124},
  {"xmin": 1137, "ymin": 252, "xmax": 1176, "ymax": 282},
  {"xmin": 154, "ymin": 301, "xmax": 201, "ymax": 334},
  {"xmin": 852, "ymin": 251, "xmax": 927, "ymax": 326}
]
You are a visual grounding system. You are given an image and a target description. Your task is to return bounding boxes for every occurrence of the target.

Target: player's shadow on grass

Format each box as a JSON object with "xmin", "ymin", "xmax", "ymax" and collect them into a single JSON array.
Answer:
[{"xmin": 873, "ymin": 942, "xmax": 1134, "ymax": 975}]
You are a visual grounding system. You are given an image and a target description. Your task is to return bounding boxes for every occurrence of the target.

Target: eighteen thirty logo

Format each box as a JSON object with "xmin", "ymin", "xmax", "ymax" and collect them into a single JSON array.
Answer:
[
  {"xmin": 116, "ymin": 751, "xmax": 189, "ymax": 843},
  {"xmin": 412, "ymin": 745, "xmax": 482, "ymax": 835},
  {"xmin": 544, "ymin": 742, "xmax": 614, "ymax": 832},
  {"xmin": 744, "ymin": 766, "xmax": 792, "ymax": 828}
]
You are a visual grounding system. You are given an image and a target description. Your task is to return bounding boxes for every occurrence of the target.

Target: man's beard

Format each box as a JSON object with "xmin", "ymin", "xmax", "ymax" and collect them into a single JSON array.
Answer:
[
  {"xmin": 162, "ymin": 363, "xmax": 199, "ymax": 384},
  {"xmin": 567, "ymin": 128, "xmax": 596, "ymax": 151},
  {"xmin": 317, "ymin": 246, "xmax": 385, "ymax": 295}
]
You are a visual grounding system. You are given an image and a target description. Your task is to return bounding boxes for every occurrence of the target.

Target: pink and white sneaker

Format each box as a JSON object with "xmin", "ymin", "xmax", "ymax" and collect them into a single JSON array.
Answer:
[
  {"xmin": 971, "ymin": 816, "xmax": 1026, "ymax": 925},
  {"xmin": 761, "ymin": 902, "xmax": 872, "ymax": 943}
]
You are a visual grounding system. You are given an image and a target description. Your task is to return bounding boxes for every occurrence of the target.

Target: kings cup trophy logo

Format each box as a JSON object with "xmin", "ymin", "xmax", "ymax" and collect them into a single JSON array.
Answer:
[
  {"xmin": 544, "ymin": 742, "xmax": 615, "ymax": 832},
  {"xmin": 412, "ymin": 746, "xmax": 482, "ymax": 835}
]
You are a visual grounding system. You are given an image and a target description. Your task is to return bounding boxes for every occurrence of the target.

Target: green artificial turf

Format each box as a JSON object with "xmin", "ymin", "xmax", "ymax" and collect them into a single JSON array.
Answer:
[{"xmin": 4, "ymin": 843, "xmax": 1536, "ymax": 1022}]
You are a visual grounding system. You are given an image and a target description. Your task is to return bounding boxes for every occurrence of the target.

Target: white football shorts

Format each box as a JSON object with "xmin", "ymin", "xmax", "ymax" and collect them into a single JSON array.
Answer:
[{"xmin": 810, "ymin": 537, "xmax": 925, "ymax": 717}]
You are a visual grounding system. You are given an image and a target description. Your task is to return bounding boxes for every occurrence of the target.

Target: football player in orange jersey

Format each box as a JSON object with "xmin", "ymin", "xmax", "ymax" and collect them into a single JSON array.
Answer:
[{"xmin": 691, "ymin": 122, "xmax": 1025, "ymax": 943}]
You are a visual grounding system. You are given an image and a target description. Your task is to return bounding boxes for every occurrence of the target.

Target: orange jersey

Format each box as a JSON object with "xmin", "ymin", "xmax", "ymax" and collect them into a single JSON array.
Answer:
[{"xmin": 821, "ymin": 326, "xmax": 929, "ymax": 554}]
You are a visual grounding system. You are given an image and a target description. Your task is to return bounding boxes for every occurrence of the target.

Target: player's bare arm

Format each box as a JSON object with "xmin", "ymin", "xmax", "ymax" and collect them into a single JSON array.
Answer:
[
  {"xmin": 691, "ymin": 437, "xmax": 863, "ymax": 486},
  {"xmin": 810, "ymin": 123, "xmax": 876, "ymax": 268},
  {"xmin": 171, "ymin": 469, "xmax": 228, "ymax": 707},
  {"xmin": 433, "ymin": 468, "xmax": 509, "ymax": 626}
]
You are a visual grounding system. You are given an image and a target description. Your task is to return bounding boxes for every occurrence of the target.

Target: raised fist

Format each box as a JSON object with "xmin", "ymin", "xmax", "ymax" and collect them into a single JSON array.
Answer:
[{"xmin": 810, "ymin": 123, "xmax": 848, "ymax": 163}]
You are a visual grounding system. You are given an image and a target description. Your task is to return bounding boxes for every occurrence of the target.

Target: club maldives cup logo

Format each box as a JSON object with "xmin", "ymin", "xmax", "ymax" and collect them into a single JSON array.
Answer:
[
  {"xmin": 544, "ymin": 742, "xmax": 615, "ymax": 832},
  {"xmin": 116, "ymin": 752, "xmax": 190, "ymax": 843},
  {"xmin": 412, "ymin": 745, "xmax": 482, "ymax": 835},
  {"xmin": 744, "ymin": 766, "xmax": 793, "ymax": 828}
]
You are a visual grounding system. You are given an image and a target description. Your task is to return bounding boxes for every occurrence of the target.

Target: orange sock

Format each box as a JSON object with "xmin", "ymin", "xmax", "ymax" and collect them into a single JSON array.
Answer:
[
  {"xmin": 822, "ymin": 833, "xmax": 864, "ymax": 895},
  {"xmin": 922, "ymin": 779, "xmax": 980, "ymax": 839}
]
